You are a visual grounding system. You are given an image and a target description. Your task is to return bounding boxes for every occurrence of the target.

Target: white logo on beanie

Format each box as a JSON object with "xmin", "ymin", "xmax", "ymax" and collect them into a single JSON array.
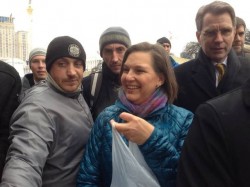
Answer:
[{"xmin": 68, "ymin": 44, "xmax": 80, "ymax": 57}]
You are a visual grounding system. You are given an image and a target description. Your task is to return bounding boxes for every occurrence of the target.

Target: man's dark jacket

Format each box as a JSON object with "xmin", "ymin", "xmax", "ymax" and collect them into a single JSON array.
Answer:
[
  {"xmin": 174, "ymin": 49, "xmax": 250, "ymax": 113},
  {"xmin": 0, "ymin": 61, "xmax": 21, "ymax": 180},
  {"xmin": 82, "ymin": 63, "xmax": 120, "ymax": 121},
  {"xmin": 177, "ymin": 78, "xmax": 250, "ymax": 187},
  {"xmin": 21, "ymin": 73, "xmax": 35, "ymax": 92}
]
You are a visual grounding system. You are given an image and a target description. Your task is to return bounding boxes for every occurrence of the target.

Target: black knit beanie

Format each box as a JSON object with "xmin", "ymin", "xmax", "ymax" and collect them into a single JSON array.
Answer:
[
  {"xmin": 99, "ymin": 27, "xmax": 131, "ymax": 57},
  {"xmin": 46, "ymin": 36, "xmax": 86, "ymax": 72},
  {"xmin": 156, "ymin": 37, "xmax": 171, "ymax": 48}
]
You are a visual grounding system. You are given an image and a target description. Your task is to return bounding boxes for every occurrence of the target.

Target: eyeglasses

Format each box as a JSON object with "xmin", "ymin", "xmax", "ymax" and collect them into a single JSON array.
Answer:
[{"xmin": 202, "ymin": 28, "xmax": 233, "ymax": 38}]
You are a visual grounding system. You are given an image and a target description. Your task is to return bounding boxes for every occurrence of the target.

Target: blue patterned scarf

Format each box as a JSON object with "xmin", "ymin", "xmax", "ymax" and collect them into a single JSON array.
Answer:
[{"xmin": 118, "ymin": 88, "xmax": 168, "ymax": 118}]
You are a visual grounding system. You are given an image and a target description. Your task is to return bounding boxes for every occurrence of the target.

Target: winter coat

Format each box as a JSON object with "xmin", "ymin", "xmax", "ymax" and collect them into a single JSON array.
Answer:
[
  {"xmin": 19, "ymin": 73, "xmax": 35, "ymax": 101},
  {"xmin": 77, "ymin": 100, "xmax": 193, "ymax": 187},
  {"xmin": 82, "ymin": 62, "xmax": 120, "ymax": 121},
  {"xmin": 177, "ymin": 78, "xmax": 250, "ymax": 187},
  {"xmin": 0, "ymin": 61, "xmax": 21, "ymax": 180},
  {"xmin": 21, "ymin": 73, "xmax": 35, "ymax": 92},
  {"xmin": 0, "ymin": 81, "xmax": 93, "ymax": 187},
  {"xmin": 174, "ymin": 49, "xmax": 250, "ymax": 113}
]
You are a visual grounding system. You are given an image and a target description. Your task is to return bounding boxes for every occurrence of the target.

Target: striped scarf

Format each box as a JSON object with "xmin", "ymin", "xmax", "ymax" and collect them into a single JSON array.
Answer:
[{"xmin": 118, "ymin": 88, "xmax": 168, "ymax": 118}]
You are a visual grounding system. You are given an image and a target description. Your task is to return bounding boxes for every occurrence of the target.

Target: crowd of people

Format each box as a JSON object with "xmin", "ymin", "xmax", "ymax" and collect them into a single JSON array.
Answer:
[{"xmin": 0, "ymin": 1, "xmax": 250, "ymax": 187}]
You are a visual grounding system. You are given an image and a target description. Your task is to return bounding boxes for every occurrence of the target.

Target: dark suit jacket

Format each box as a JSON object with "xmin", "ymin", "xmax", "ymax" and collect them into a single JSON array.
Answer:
[
  {"xmin": 174, "ymin": 49, "xmax": 250, "ymax": 113},
  {"xmin": 0, "ymin": 61, "xmax": 21, "ymax": 180},
  {"xmin": 176, "ymin": 78, "xmax": 250, "ymax": 187}
]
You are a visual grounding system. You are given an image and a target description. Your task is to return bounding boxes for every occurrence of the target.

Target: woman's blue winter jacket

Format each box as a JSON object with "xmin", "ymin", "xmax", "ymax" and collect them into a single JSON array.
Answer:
[{"xmin": 77, "ymin": 100, "xmax": 193, "ymax": 187}]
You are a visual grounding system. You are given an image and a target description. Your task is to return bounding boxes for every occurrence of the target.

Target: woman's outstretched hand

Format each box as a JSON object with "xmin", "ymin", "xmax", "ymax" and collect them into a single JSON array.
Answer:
[{"xmin": 110, "ymin": 112, "xmax": 154, "ymax": 145}]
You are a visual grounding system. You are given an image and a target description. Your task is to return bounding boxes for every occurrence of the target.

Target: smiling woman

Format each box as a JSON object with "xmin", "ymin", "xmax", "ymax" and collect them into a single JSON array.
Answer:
[{"xmin": 77, "ymin": 42, "xmax": 194, "ymax": 187}]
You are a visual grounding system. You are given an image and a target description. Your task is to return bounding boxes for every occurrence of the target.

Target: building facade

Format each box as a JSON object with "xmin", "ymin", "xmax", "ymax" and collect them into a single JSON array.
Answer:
[
  {"xmin": 15, "ymin": 31, "xmax": 29, "ymax": 62},
  {"xmin": 0, "ymin": 15, "xmax": 29, "ymax": 62},
  {"xmin": 0, "ymin": 16, "xmax": 15, "ymax": 59}
]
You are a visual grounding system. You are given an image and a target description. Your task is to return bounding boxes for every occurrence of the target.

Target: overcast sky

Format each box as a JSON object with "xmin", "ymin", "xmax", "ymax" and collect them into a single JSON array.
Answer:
[{"xmin": 1, "ymin": 0, "xmax": 249, "ymax": 58}]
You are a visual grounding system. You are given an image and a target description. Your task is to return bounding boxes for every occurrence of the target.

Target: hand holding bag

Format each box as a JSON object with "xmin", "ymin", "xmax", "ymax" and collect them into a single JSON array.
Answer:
[{"xmin": 110, "ymin": 124, "xmax": 160, "ymax": 187}]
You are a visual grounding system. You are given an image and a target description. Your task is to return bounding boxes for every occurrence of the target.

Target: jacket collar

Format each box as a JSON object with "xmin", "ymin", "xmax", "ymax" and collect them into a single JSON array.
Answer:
[
  {"xmin": 102, "ymin": 62, "xmax": 120, "ymax": 85},
  {"xmin": 190, "ymin": 49, "xmax": 242, "ymax": 97},
  {"xmin": 190, "ymin": 49, "xmax": 217, "ymax": 97}
]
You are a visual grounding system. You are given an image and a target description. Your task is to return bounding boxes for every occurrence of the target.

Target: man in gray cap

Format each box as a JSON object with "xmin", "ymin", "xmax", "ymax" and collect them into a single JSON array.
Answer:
[
  {"xmin": 20, "ymin": 48, "xmax": 47, "ymax": 100},
  {"xmin": 0, "ymin": 36, "xmax": 93, "ymax": 187},
  {"xmin": 82, "ymin": 26, "xmax": 131, "ymax": 120}
]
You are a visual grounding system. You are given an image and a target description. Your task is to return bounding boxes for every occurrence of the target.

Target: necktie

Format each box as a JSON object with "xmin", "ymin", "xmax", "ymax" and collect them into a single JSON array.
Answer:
[{"xmin": 215, "ymin": 63, "xmax": 225, "ymax": 82}]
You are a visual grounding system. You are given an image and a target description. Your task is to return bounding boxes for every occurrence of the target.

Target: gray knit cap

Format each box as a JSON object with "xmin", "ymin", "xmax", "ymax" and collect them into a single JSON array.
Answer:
[
  {"xmin": 99, "ymin": 26, "xmax": 131, "ymax": 56},
  {"xmin": 29, "ymin": 47, "xmax": 46, "ymax": 66}
]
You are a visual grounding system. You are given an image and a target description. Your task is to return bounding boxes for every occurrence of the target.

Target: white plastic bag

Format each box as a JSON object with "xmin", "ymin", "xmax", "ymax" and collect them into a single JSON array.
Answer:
[{"xmin": 110, "ymin": 124, "xmax": 160, "ymax": 187}]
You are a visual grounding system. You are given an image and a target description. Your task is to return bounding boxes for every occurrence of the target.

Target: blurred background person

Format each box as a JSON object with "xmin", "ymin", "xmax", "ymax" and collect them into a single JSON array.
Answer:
[
  {"xmin": 232, "ymin": 16, "xmax": 250, "ymax": 58},
  {"xmin": 20, "ymin": 48, "xmax": 47, "ymax": 100},
  {"xmin": 156, "ymin": 37, "xmax": 179, "ymax": 68}
]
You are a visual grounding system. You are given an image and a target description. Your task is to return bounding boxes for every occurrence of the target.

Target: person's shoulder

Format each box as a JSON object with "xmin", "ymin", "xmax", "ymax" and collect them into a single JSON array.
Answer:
[
  {"xmin": 238, "ymin": 54, "xmax": 250, "ymax": 61},
  {"xmin": 164, "ymin": 104, "xmax": 193, "ymax": 131},
  {"xmin": 168, "ymin": 104, "xmax": 193, "ymax": 118},
  {"xmin": 21, "ymin": 81, "xmax": 49, "ymax": 101},
  {"xmin": 174, "ymin": 59, "xmax": 197, "ymax": 80},
  {"xmin": 82, "ymin": 74, "xmax": 91, "ymax": 93},
  {"xmin": 22, "ymin": 73, "xmax": 33, "ymax": 84},
  {"xmin": 83, "ymin": 71, "xmax": 102, "ymax": 85},
  {"xmin": 94, "ymin": 104, "xmax": 121, "ymax": 125},
  {"xmin": 98, "ymin": 104, "xmax": 120, "ymax": 116},
  {"xmin": 174, "ymin": 59, "xmax": 196, "ymax": 71},
  {"xmin": 83, "ymin": 74, "xmax": 91, "ymax": 83},
  {"xmin": 202, "ymin": 85, "xmax": 244, "ymax": 112},
  {"xmin": 23, "ymin": 73, "xmax": 33, "ymax": 79},
  {"xmin": 0, "ymin": 61, "xmax": 20, "ymax": 78}
]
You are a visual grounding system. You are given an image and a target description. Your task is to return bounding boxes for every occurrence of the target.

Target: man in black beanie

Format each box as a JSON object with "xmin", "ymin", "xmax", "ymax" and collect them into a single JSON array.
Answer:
[
  {"xmin": 1, "ymin": 36, "xmax": 93, "ymax": 187},
  {"xmin": 157, "ymin": 37, "xmax": 179, "ymax": 68},
  {"xmin": 83, "ymin": 26, "xmax": 131, "ymax": 120}
]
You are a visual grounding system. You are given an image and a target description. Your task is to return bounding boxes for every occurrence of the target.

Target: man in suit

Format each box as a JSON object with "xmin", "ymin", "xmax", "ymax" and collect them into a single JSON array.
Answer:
[
  {"xmin": 174, "ymin": 1, "xmax": 250, "ymax": 113},
  {"xmin": 176, "ymin": 77, "xmax": 250, "ymax": 187}
]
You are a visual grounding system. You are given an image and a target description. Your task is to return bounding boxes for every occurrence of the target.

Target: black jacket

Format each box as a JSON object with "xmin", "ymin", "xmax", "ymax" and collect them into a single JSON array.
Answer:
[
  {"xmin": 82, "ymin": 63, "xmax": 120, "ymax": 121},
  {"xmin": 0, "ymin": 61, "xmax": 21, "ymax": 179},
  {"xmin": 21, "ymin": 73, "xmax": 35, "ymax": 92},
  {"xmin": 174, "ymin": 49, "xmax": 250, "ymax": 113},
  {"xmin": 19, "ymin": 73, "xmax": 35, "ymax": 101},
  {"xmin": 176, "ymin": 78, "xmax": 250, "ymax": 187}
]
